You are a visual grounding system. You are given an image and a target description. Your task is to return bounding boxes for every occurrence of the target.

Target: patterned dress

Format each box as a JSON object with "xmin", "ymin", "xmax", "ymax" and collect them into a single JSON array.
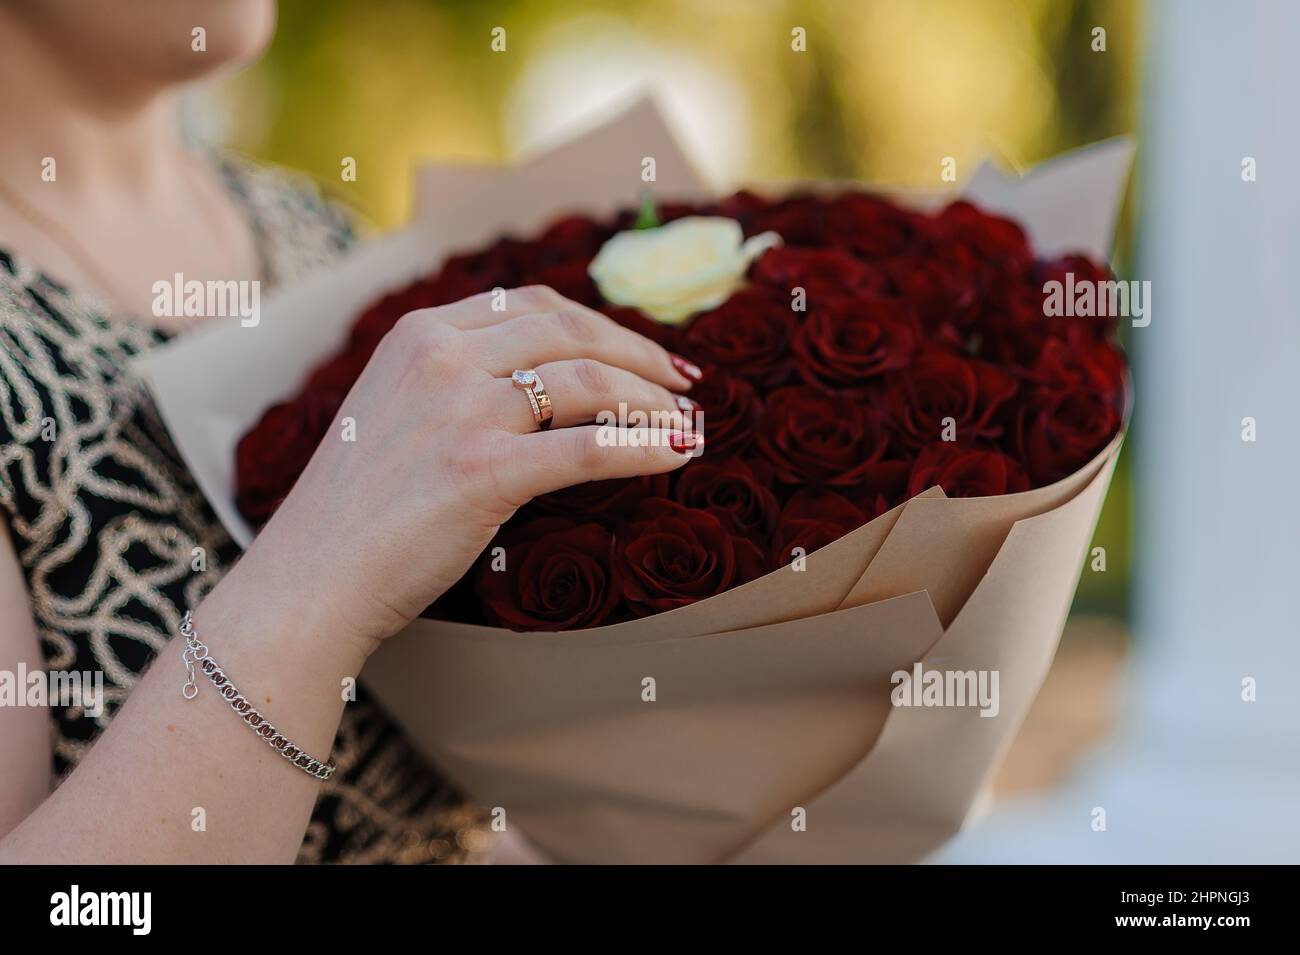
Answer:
[{"xmin": 0, "ymin": 156, "xmax": 488, "ymax": 863}]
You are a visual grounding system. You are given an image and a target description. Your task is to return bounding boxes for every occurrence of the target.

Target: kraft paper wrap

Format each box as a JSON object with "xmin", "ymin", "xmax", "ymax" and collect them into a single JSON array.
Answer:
[{"xmin": 136, "ymin": 97, "xmax": 1133, "ymax": 864}]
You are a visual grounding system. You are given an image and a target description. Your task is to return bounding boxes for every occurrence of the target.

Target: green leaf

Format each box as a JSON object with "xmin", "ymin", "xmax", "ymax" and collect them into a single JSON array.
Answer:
[{"xmin": 634, "ymin": 192, "xmax": 660, "ymax": 230}]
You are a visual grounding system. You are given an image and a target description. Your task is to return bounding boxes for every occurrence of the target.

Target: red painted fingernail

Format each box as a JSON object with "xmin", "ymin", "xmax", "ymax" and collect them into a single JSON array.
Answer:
[
  {"xmin": 670, "ymin": 354, "xmax": 703, "ymax": 381},
  {"xmin": 675, "ymin": 395, "xmax": 701, "ymax": 413},
  {"xmin": 668, "ymin": 431, "xmax": 700, "ymax": 454}
]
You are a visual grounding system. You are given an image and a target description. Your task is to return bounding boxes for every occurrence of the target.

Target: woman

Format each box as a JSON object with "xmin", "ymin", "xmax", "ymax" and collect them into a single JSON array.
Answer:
[{"xmin": 0, "ymin": 1, "xmax": 700, "ymax": 863}]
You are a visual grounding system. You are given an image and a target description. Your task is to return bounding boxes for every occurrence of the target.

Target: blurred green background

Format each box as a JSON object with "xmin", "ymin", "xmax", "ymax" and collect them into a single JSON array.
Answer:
[{"xmin": 214, "ymin": 0, "xmax": 1140, "ymax": 618}]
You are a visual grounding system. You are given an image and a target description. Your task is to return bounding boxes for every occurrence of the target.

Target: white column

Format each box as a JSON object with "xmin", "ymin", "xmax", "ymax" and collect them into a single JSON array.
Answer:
[{"xmin": 933, "ymin": 0, "xmax": 1300, "ymax": 863}]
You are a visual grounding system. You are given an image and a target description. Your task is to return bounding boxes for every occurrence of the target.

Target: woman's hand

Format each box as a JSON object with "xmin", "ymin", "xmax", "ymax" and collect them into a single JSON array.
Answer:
[
  {"xmin": 239, "ymin": 285, "xmax": 702, "ymax": 655},
  {"xmin": 3, "ymin": 290, "xmax": 693, "ymax": 862}
]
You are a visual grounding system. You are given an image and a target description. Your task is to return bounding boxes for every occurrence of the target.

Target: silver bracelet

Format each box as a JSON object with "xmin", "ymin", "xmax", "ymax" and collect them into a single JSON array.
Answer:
[{"xmin": 179, "ymin": 610, "xmax": 336, "ymax": 781}]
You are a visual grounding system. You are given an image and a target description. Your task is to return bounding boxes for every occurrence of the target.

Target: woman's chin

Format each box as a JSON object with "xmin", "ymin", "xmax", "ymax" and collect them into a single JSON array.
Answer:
[
  {"xmin": 156, "ymin": 0, "xmax": 278, "ymax": 81},
  {"xmin": 12, "ymin": 0, "xmax": 277, "ymax": 86}
]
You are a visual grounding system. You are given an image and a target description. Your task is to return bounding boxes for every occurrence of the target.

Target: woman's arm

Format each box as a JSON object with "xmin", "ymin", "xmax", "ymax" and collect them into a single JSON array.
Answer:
[
  {"xmin": 0, "ymin": 536, "xmax": 366, "ymax": 863},
  {"xmin": 0, "ymin": 286, "xmax": 700, "ymax": 863},
  {"xmin": 0, "ymin": 525, "xmax": 52, "ymax": 838}
]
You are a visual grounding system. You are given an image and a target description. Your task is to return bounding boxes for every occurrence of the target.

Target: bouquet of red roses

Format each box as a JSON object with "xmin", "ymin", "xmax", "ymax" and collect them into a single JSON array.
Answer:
[
  {"xmin": 141, "ymin": 100, "xmax": 1131, "ymax": 863},
  {"xmin": 234, "ymin": 195, "xmax": 1125, "ymax": 631}
]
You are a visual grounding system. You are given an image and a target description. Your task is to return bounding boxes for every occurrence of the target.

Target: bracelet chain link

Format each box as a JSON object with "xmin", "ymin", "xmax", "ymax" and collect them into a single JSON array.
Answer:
[{"xmin": 179, "ymin": 611, "xmax": 336, "ymax": 781}]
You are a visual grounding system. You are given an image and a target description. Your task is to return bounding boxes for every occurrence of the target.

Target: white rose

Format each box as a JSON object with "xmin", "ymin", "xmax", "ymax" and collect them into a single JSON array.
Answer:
[{"xmin": 587, "ymin": 216, "xmax": 782, "ymax": 325}]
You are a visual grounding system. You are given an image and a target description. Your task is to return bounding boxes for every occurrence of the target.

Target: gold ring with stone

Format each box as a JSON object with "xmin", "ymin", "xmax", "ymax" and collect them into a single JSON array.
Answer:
[{"xmin": 511, "ymin": 369, "xmax": 554, "ymax": 431}]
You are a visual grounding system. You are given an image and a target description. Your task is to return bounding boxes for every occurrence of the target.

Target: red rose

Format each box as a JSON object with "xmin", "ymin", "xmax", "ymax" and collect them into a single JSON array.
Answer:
[
  {"xmin": 980, "ymin": 279, "xmax": 1052, "ymax": 368},
  {"xmin": 349, "ymin": 284, "xmax": 431, "ymax": 354},
  {"xmin": 756, "ymin": 385, "xmax": 908, "ymax": 493},
  {"xmin": 234, "ymin": 391, "xmax": 336, "ymax": 526},
  {"xmin": 750, "ymin": 246, "xmax": 890, "ymax": 303},
  {"xmin": 534, "ymin": 215, "xmax": 614, "ymax": 262},
  {"xmin": 1030, "ymin": 334, "xmax": 1127, "ymax": 407},
  {"xmin": 746, "ymin": 195, "xmax": 829, "ymax": 246},
  {"xmin": 303, "ymin": 347, "xmax": 369, "ymax": 405},
  {"xmin": 522, "ymin": 258, "xmax": 603, "ymax": 308},
  {"xmin": 824, "ymin": 193, "xmax": 925, "ymax": 258},
  {"xmin": 713, "ymin": 189, "xmax": 775, "ymax": 228},
  {"xmin": 907, "ymin": 443, "xmax": 1030, "ymax": 499},
  {"xmin": 884, "ymin": 254, "xmax": 982, "ymax": 338},
  {"xmin": 771, "ymin": 520, "xmax": 847, "ymax": 571},
  {"xmin": 529, "ymin": 473, "xmax": 669, "ymax": 525},
  {"xmin": 915, "ymin": 203, "xmax": 1033, "ymax": 345},
  {"xmin": 616, "ymin": 499, "xmax": 766, "ymax": 616},
  {"xmin": 684, "ymin": 288, "xmax": 796, "ymax": 388},
  {"xmin": 770, "ymin": 487, "xmax": 886, "ymax": 569},
  {"xmin": 673, "ymin": 456, "xmax": 779, "ymax": 540},
  {"xmin": 792, "ymin": 295, "xmax": 921, "ymax": 390},
  {"xmin": 431, "ymin": 239, "xmax": 528, "ymax": 303},
  {"xmin": 982, "ymin": 255, "xmax": 1120, "ymax": 369},
  {"xmin": 1016, "ymin": 387, "xmax": 1121, "ymax": 486},
  {"xmin": 927, "ymin": 201, "xmax": 1033, "ymax": 276},
  {"xmin": 477, "ymin": 518, "xmax": 623, "ymax": 631},
  {"xmin": 515, "ymin": 217, "xmax": 615, "ymax": 307},
  {"xmin": 783, "ymin": 485, "xmax": 889, "ymax": 527},
  {"xmin": 658, "ymin": 201, "xmax": 711, "ymax": 223},
  {"xmin": 1034, "ymin": 253, "xmax": 1120, "ymax": 340},
  {"xmin": 879, "ymin": 347, "xmax": 1018, "ymax": 451},
  {"xmin": 688, "ymin": 367, "xmax": 762, "ymax": 457}
]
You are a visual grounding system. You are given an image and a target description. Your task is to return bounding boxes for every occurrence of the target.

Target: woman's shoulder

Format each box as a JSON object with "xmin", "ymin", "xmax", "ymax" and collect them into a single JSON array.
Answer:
[
  {"xmin": 0, "ymin": 259, "xmax": 63, "ymax": 431},
  {"xmin": 0, "ymin": 263, "xmax": 55, "ymax": 513},
  {"xmin": 0, "ymin": 252, "xmax": 53, "ymax": 358},
  {"xmin": 215, "ymin": 152, "xmax": 358, "ymax": 285},
  {"xmin": 0, "ymin": 254, "xmax": 136, "ymax": 449}
]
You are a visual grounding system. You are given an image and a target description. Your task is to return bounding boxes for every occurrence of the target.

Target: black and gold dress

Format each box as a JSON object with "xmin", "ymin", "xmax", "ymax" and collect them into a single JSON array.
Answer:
[{"xmin": 0, "ymin": 157, "xmax": 487, "ymax": 863}]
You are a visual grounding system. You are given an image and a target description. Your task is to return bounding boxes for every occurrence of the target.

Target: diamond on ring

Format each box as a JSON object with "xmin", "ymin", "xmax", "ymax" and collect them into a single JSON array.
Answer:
[{"xmin": 511, "ymin": 369, "xmax": 553, "ymax": 431}]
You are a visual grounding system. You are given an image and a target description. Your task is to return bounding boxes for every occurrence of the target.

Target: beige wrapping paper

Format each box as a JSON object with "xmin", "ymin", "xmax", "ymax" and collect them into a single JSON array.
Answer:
[
  {"xmin": 135, "ymin": 97, "xmax": 1133, "ymax": 864},
  {"xmin": 364, "ymin": 591, "xmax": 947, "ymax": 864},
  {"xmin": 731, "ymin": 438, "xmax": 1122, "ymax": 863}
]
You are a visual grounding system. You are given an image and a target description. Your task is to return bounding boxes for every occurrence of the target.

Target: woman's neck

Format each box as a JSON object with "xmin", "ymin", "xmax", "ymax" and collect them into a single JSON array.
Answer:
[
  {"xmin": 0, "ymin": 8, "xmax": 262, "ymax": 325},
  {"xmin": 0, "ymin": 9, "xmax": 186, "ymax": 203}
]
